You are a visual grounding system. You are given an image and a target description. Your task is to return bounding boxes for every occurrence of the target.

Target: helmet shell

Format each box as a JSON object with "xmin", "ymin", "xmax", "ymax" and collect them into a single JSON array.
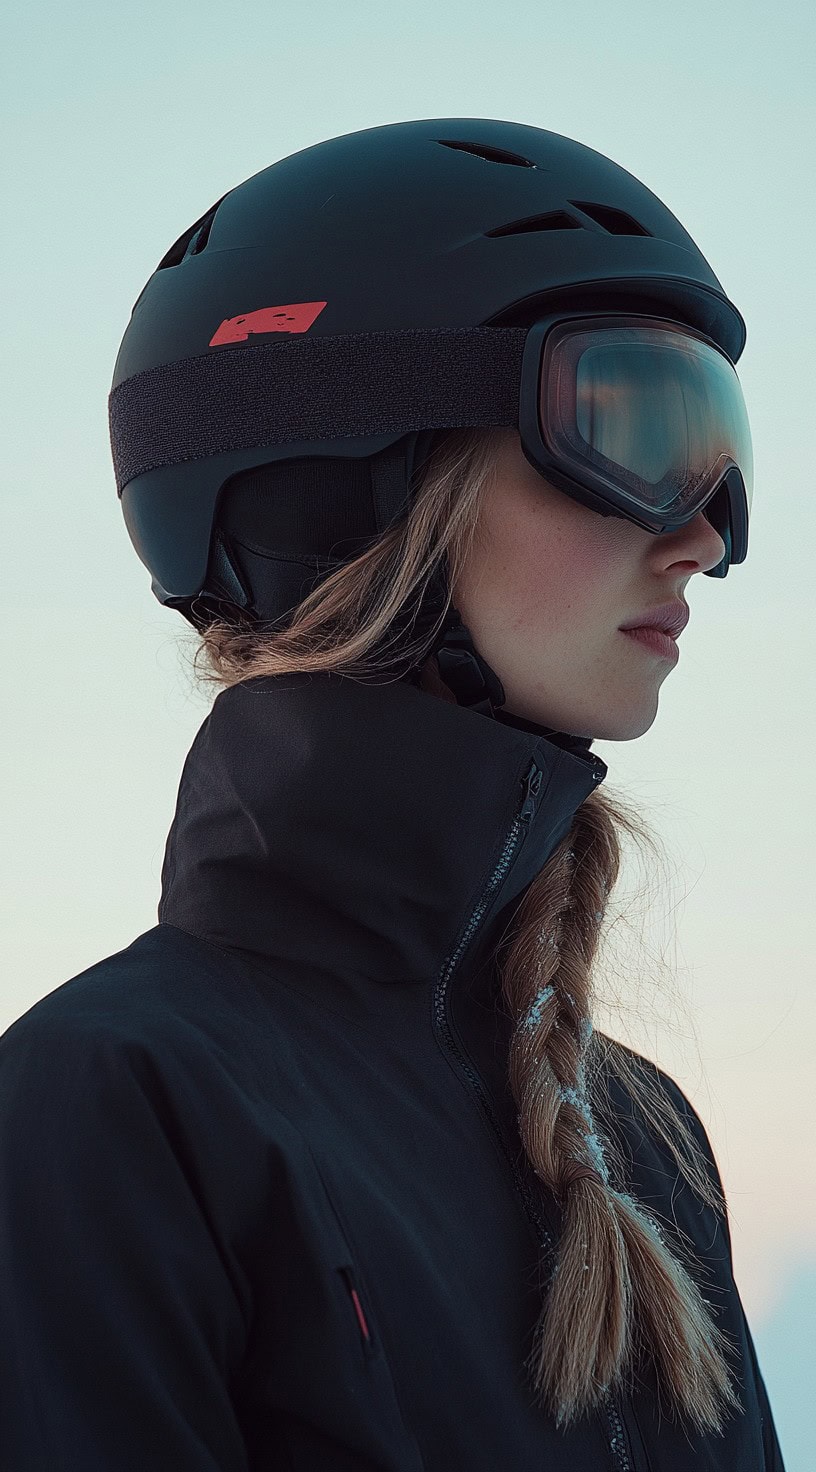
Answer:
[{"xmin": 113, "ymin": 116, "xmax": 745, "ymax": 390}]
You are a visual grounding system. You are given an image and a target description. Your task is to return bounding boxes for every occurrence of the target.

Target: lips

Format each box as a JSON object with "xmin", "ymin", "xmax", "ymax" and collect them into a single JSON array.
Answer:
[
  {"xmin": 619, "ymin": 601, "xmax": 690, "ymax": 640},
  {"xmin": 621, "ymin": 626, "xmax": 680, "ymax": 660}
]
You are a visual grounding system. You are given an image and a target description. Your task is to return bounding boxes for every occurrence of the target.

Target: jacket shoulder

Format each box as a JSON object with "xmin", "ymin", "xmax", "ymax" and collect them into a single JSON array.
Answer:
[
  {"xmin": 599, "ymin": 1038, "xmax": 728, "ymax": 1209},
  {"xmin": 1, "ymin": 922, "xmax": 251, "ymax": 1056},
  {"xmin": 601, "ymin": 1037, "xmax": 717, "ymax": 1142}
]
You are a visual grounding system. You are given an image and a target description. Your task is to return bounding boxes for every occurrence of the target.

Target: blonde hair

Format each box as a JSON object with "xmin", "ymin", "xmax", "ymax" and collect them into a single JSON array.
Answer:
[{"xmin": 187, "ymin": 426, "xmax": 741, "ymax": 1435}]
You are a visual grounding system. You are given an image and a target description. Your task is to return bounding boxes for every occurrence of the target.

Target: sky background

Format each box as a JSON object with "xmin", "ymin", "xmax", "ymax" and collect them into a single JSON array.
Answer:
[{"xmin": 2, "ymin": 1, "xmax": 814, "ymax": 1463}]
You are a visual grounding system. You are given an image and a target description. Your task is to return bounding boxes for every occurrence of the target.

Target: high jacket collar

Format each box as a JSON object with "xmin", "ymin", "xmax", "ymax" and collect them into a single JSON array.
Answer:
[{"xmin": 158, "ymin": 673, "xmax": 607, "ymax": 1009}]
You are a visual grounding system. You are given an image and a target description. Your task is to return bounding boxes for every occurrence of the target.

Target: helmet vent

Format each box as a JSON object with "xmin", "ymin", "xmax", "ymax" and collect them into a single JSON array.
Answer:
[
  {"xmin": 567, "ymin": 199, "xmax": 652, "ymax": 236},
  {"xmin": 186, "ymin": 215, "xmax": 216, "ymax": 257},
  {"xmin": 436, "ymin": 138, "xmax": 535, "ymax": 168},
  {"xmin": 156, "ymin": 194, "xmax": 229, "ymax": 270},
  {"xmin": 485, "ymin": 211, "xmax": 583, "ymax": 237}
]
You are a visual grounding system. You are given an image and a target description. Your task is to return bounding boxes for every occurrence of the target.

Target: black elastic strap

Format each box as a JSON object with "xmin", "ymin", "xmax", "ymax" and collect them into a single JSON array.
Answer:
[{"xmin": 108, "ymin": 326, "xmax": 528, "ymax": 494}]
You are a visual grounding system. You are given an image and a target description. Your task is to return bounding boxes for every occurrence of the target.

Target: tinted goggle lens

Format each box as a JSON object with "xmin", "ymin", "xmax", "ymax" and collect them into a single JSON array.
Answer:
[{"xmin": 540, "ymin": 321, "xmax": 753, "ymax": 516}]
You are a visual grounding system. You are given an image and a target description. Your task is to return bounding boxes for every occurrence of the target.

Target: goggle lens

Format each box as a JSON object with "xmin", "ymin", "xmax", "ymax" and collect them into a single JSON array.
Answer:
[{"xmin": 541, "ymin": 322, "xmax": 753, "ymax": 516}]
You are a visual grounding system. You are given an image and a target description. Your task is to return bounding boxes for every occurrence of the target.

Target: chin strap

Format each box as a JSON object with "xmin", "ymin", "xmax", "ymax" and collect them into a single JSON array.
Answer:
[
  {"xmin": 427, "ymin": 584, "xmax": 595, "ymax": 754},
  {"xmin": 431, "ymin": 597, "xmax": 507, "ymax": 719}
]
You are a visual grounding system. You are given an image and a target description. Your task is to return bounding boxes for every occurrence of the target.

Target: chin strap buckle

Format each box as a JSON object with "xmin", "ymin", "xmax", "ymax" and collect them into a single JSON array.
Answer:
[{"xmin": 432, "ymin": 603, "xmax": 507, "ymax": 718}]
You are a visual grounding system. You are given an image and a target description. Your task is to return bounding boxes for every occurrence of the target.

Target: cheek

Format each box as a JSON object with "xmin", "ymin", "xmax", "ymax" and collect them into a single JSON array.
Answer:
[{"xmin": 509, "ymin": 521, "xmax": 612, "ymax": 632}]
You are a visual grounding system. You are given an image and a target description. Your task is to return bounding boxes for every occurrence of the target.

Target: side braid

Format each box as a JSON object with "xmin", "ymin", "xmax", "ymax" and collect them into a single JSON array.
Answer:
[
  {"xmin": 512, "ymin": 846, "xmax": 615, "ymax": 1197},
  {"xmin": 501, "ymin": 816, "xmax": 742, "ymax": 1435}
]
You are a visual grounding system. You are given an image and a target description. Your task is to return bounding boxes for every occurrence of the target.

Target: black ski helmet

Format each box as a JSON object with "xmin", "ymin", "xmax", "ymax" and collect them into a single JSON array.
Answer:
[{"xmin": 108, "ymin": 117, "xmax": 747, "ymax": 745}]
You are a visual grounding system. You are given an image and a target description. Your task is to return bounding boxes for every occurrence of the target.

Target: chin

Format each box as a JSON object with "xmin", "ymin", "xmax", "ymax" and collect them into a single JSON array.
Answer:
[
  {"xmin": 587, "ymin": 703, "xmax": 660, "ymax": 742},
  {"xmin": 511, "ymin": 697, "xmax": 660, "ymax": 743}
]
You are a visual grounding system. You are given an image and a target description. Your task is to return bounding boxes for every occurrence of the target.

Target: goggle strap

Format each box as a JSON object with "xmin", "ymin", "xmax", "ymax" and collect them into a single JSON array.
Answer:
[{"xmin": 109, "ymin": 326, "xmax": 527, "ymax": 495}]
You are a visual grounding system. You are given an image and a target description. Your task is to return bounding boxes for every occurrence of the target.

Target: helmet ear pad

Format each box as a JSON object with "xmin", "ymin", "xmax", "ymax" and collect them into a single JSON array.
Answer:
[
  {"xmin": 204, "ymin": 431, "xmax": 450, "ymax": 629},
  {"xmin": 207, "ymin": 458, "xmax": 377, "ymax": 625},
  {"xmin": 203, "ymin": 442, "xmax": 464, "ymax": 691}
]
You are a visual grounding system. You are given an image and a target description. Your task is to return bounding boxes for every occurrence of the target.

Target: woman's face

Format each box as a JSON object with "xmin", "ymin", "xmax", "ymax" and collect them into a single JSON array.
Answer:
[{"xmin": 438, "ymin": 428, "xmax": 727, "ymax": 741}]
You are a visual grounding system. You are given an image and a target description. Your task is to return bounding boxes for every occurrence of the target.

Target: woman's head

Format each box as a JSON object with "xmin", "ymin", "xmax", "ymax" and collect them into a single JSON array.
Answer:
[
  {"xmin": 189, "ymin": 425, "xmax": 740, "ymax": 1435},
  {"xmin": 444, "ymin": 427, "xmax": 727, "ymax": 741}
]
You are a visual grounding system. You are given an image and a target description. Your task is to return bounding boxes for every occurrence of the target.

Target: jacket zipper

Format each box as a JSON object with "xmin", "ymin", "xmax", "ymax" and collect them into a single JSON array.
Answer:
[{"xmin": 431, "ymin": 757, "xmax": 637, "ymax": 1472}]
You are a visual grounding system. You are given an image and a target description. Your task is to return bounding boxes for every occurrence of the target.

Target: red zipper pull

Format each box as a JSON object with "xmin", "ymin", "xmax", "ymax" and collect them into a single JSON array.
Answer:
[{"xmin": 340, "ymin": 1266, "xmax": 371, "ymax": 1344}]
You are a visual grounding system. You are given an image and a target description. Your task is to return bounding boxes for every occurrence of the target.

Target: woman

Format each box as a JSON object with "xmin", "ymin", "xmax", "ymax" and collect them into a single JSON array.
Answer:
[{"xmin": 0, "ymin": 118, "xmax": 784, "ymax": 1470}]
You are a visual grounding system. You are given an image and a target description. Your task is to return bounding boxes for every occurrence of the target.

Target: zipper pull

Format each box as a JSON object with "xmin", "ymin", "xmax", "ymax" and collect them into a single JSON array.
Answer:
[
  {"xmin": 519, "ymin": 761, "xmax": 543, "ymax": 824},
  {"xmin": 340, "ymin": 1266, "xmax": 372, "ymax": 1347}
]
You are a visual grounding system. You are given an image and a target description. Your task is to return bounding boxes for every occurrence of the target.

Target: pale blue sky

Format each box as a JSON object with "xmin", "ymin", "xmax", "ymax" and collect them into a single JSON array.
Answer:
[{"xmin": 2, "ymin": 1, "xmax": 814, "ymax": 1462}]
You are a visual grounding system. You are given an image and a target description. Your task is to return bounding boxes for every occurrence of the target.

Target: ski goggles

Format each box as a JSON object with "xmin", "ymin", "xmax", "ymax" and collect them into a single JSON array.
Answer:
[{"xmin": 517, "ymin": 312, "xmax": 753, "ymax": 576}]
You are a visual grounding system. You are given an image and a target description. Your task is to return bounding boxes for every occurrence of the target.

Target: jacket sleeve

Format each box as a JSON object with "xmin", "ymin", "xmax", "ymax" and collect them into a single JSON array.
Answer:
[
  {"xmin": 664, "ymin": 1073, "xmax": 787, "ymax": 1472},
  {"xmin": 0, "ymin": 1007, "xmax": 253, "ymax": 1471}
]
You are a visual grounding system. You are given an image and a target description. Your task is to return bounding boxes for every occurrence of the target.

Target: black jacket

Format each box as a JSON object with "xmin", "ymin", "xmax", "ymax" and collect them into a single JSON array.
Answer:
[{"xmin": 0, "ymin": 672, "xmax": 785, "ymax": 1471}]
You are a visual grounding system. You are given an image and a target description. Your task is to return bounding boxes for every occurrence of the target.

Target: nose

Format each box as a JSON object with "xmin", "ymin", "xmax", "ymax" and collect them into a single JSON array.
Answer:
[
  {"xmin": 697, "ymin": 509, "xmax": 728, "ymax": 572},
  {"xmin": 659, "ymin": 508, "xmax": 726, "ymax": 575}
]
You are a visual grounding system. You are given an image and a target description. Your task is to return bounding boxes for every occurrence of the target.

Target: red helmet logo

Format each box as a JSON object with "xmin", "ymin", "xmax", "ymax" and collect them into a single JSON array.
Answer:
[{"xmin": 210, "ymin": 300, "xmax": 327, "ymax": 346}]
